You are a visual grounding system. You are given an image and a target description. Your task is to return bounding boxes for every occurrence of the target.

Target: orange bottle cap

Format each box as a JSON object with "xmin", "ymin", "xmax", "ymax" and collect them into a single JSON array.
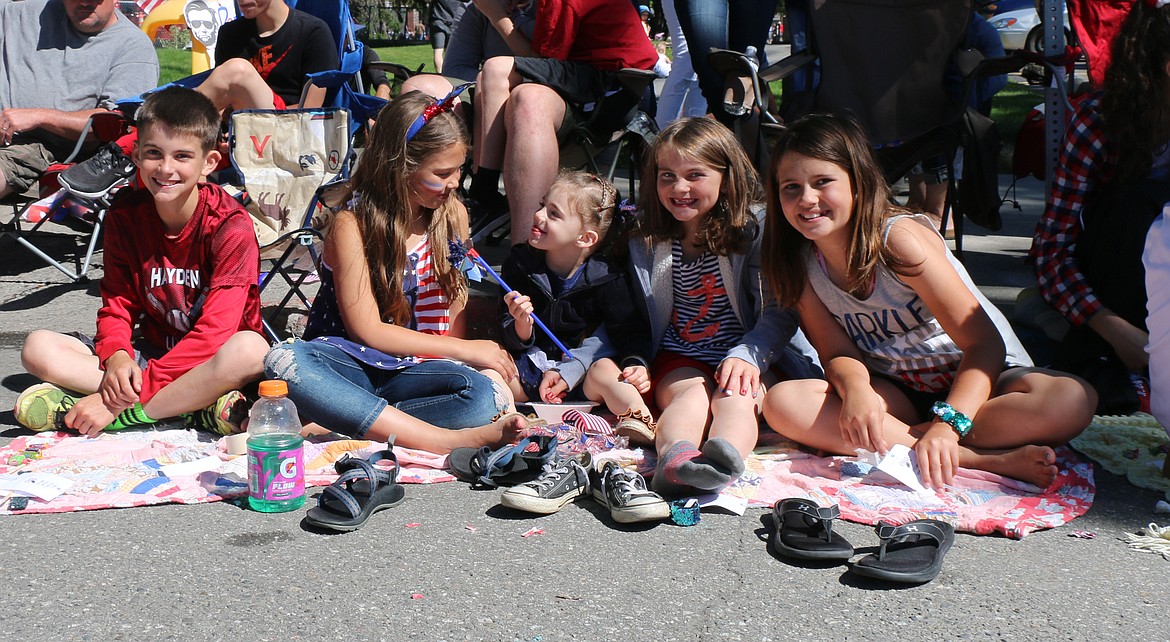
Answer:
[{"xmin": 258, "ymin": 380, "xmax": 288, "ymax": 397}]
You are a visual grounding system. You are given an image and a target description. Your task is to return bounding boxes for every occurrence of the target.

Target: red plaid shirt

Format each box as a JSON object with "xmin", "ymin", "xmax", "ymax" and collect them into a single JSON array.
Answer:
[{"xmin": 1027, "ymin": 92, "xmax": 1117, "ymax": 326}]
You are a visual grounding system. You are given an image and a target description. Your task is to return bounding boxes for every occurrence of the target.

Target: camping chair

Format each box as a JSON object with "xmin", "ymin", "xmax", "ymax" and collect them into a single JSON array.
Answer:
[
  {"xmin": 228, "ymin": 107, "xmax": 353, "ymax": 342},
  {"xmin": 1, "ymin": 111, "xmax": 133, "ymax": 281},
  {"xmin": 748, "ymin": 0, "xmax": 1015, "ymax": 255},
  {"xmin": 469, "ymin": 68, "xmax": 660, "ymax": 246},
  {"xmin": 293, "ymin": 0, "xmax": 386, "ymax": 133}
]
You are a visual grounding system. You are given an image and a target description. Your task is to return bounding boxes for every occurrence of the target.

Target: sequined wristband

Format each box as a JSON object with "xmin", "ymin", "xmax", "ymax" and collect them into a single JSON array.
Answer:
[{"xmin": 930, "ymin": 401, "xmax": 973, "ymax": 438}]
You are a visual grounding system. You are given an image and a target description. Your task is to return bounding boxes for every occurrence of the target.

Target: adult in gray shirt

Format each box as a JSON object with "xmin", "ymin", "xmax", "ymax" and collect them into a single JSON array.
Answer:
[
  {"xmin": 443, "ymin": 1, "xmax": 534, "ymax": 83},
  {"xmin": 0, "ymin": 0, "xmax": 159, "ymax": 198}
]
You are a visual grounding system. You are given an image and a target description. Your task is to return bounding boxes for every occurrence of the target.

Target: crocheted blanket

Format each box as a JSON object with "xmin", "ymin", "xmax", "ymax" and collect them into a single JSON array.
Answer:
[
  {"xmin": 1070, "ymin": 413, "xmax": 1170, "ymax": 501},
  {"xmin": 0, "ymin": 428, "xmax": 454, "ymax": 515}
]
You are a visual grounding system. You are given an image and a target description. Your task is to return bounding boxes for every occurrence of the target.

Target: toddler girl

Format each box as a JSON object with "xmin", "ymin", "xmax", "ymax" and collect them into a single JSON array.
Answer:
[{"xmin": 501, "ymin": 170, "xmax": 656, "ymax": 444}]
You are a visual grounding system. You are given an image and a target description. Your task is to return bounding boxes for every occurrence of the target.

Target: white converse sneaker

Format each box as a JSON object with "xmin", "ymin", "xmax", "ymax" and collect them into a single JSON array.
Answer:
[{"xmin": 591, "ymin": 460, "xmax": 670, "ymax": 523}]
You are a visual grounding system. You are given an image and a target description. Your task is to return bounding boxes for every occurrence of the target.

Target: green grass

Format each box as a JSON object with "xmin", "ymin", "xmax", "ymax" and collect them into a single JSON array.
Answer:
[
  {"xmin": 159, "ymin": 45, "xmax": 1038, "ymax": 172},
  {"xmin": 990, "ymin": 80, "xmax": 1045, "ymax": 172},
  {"xmin": 157, "ymin": 48, "xmax": 193, "ymax": 85},
  {"xmin": 157, "ymin": 44, "xmax": 436, "ymax": 85},
  {"xmin": 370, "ymin": 45, "xmax": 435, "ymax": 76}
]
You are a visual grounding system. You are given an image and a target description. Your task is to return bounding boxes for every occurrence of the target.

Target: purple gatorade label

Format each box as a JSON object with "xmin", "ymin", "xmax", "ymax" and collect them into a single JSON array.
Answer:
[{"xmin": 247, "ymin": 442, "xmax": 304, "ymax": 502}]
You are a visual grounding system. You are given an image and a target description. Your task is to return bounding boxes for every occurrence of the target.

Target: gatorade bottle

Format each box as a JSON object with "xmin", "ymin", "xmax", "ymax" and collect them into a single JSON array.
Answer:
[{"xmin": 246, "ymin": 380, "xmax": 305, "ymax": 513}]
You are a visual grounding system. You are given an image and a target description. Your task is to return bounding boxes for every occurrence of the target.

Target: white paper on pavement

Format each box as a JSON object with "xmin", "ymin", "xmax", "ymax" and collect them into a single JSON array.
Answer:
[
  {"xmin": 0, "ymin": 473, "xmax": 73, "ymax": 501},
  {"xmin": 698, "ymin": 492, "xmax": 749, "ymax": 515}
]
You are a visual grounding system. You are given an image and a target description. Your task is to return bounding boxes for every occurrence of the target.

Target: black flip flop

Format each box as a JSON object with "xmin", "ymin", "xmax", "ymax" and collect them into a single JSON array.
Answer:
[
  {"xmin": 769, "ymin": 498, "xmax": 854, "ymax": 562},
  {"xmin": 851, "ymin": 519, "xmax": 955, "ymax": 584},
  {"xmin": 305, "ymin": 451, "xmax": 405, "ymax": 532}
]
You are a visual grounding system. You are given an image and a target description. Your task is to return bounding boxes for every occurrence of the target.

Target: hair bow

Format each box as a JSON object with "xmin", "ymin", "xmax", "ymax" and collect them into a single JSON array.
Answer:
[{"xmin": 405, "ymin": 82, "xmax": 474, "ymax": 142}]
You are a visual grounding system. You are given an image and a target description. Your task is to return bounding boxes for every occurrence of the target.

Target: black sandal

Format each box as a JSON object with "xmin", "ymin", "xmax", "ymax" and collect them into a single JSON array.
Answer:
[
  {"xmin": 851, "ymin": 519, "xmax": 955, "ymax": 584},
  {"xmin": 769, "ymin": 498, "xmax": 855, "ymax": 562},
  {"xmin": 305, "ymin": 450, "xmax": 405, "ymax": 532},
  {"xmin": 447, "ymin": 435, "xmax": 556, "ymax": 488}
]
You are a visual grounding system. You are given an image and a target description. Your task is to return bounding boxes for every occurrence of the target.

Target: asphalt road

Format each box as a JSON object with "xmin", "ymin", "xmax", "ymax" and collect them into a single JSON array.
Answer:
[{"xmin": 1, "ymin": 175, "xmax": 1167, "ymax": 640}]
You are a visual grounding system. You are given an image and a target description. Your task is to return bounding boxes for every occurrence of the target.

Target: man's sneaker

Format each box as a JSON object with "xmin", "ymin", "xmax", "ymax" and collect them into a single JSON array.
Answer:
[
  {"xmin": 13, "ymin": 383, "xmax": 78, "ymax": 432},
  {"xmin": 500, "ymin": 453, "xmax": 592, "ymax": 514},
  {"xmin": 58, "ymin": 143, "xmax": 136, "ymax": 199},
  {"xmin": 181, "ymin": 390, "xmax": 249, "ymax": 436},
  {"xmin": 591, "ymin": 460, "xmax": 670, "ymax": 524}
]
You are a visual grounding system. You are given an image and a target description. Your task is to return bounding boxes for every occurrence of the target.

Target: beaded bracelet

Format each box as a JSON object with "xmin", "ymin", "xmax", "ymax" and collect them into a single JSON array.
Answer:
[
  {"xmin": 931, "ymin": 401, "xmax": 973, "ymax": 438},
  {"xmin": 669, "ymin": 498, "xmax": 701, "ymax": 526}
]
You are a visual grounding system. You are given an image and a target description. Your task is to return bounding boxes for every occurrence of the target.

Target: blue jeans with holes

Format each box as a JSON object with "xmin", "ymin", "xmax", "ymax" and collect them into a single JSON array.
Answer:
[
  {"xmin": 673, "ymin": 0, "xmax": 775, "ymax": 125},
  {"xmin": 264, "ymin": 339, "xmax": 503, "ymax": 438}
]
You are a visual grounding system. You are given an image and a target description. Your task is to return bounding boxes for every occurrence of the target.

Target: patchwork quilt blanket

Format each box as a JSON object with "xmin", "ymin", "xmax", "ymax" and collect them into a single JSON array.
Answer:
[{"xmin": 0, "ymin": 427, "xmax": 1096, "ymax": 539}]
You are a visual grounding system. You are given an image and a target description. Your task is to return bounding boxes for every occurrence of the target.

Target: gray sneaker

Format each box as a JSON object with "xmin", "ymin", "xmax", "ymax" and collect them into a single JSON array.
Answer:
[
  {"xmin": 591, "ymin": 460, "xmax": 670, "ymax": 524},
  {"xmin": 500, "ymin": 453, "xmax": 592, "ymax": 514},
  {"xmin": 58, "ymin": 143, "xmax": 136, "ymax": 199}
]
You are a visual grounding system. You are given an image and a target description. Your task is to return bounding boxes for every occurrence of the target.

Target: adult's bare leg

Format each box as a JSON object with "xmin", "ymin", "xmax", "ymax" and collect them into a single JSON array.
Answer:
[{"xmin": 503, "ymin": 83, "xmax": 565, "ymax": 243}]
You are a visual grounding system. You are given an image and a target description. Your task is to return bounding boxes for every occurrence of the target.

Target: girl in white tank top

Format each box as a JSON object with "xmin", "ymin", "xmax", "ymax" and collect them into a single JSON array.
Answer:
[{"xmin": 759, "ymin": 114, "xmax": 1096, "ymax": 492}]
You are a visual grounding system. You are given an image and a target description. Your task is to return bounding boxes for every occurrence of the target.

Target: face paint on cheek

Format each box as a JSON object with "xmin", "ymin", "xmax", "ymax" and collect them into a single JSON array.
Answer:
[{"xmin": 418, "ymin": 178, "xmax": 446, "ymax": 195}]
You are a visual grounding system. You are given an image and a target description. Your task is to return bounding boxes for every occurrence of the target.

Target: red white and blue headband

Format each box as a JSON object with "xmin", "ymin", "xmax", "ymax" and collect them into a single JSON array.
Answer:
[
  {"xmin": 1149, "ymin": 0, "xmax": 1169, "ymax": 8},
  {"xmin": 404, "ymin": 83, "xmax": 473, "ymax": 142}
]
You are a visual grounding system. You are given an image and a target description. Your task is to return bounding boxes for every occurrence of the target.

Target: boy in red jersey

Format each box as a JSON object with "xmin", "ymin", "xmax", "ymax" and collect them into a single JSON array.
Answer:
[{"xmin": 16, "ymin": 86, "xmax": 269, "ymax": 436}]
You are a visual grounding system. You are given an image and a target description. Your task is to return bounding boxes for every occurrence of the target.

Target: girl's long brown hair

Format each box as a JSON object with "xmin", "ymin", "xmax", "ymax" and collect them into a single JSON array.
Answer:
[
  {"xmin": 636, "ymin": 118, "xmax": 760, "ymax": 255},
  {"xmin": 1101, "ymin": 2, "xmax": 1170, "ymax": 184},
  {"xmin": 340, "ymin": 91, "xmax": 469, "ymax": 326},
  {"xmin": 763, "ymin": 113, "xmax": 909, "ymax": 307}
]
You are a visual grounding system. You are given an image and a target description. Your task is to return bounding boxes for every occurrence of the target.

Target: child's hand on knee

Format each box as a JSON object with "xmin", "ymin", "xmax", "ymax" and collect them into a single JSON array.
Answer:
[
  {"xmin": 462, "ymin": 339, "xmax": 518, "ymax": 382},
  {"xmin": 715, "ymin": 357, "xmax": 760, "ymax": 398},
  {"xmin": 620, "ymin": 365, "xmax": 650, "ymax": 393},
  {"xmin": 66, "ymin": 393, "xmax": 117, "ymax": 436},
  {"xmin": 839, "ymin": 389, "xmax": 888, "ymax": 455},
  {"xmin": 99, "ymin": 351, "xmax": 142, "ymax": 410},
  {"xmin": 538, "ymin": 370, "xmax": 568, "ymax": 403}
]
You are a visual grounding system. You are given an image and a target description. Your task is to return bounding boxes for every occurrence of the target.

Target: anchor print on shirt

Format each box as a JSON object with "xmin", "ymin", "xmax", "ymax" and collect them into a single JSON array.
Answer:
[{"xmin": 674, "ymin": 273, "xmax": 725, "ymax": 342}]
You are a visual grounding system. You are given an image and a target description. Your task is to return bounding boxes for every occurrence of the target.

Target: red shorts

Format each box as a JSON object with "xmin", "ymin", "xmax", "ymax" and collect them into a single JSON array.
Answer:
[{"xmin": 642, "ymin": 350, "xmax": 718, "ymax": 415}]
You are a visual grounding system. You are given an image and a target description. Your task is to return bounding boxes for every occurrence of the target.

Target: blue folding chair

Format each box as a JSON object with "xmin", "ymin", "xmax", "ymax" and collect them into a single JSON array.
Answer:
[{"xmin": 292, "ymin": 0, "xmax": 386, "ymax": 131}]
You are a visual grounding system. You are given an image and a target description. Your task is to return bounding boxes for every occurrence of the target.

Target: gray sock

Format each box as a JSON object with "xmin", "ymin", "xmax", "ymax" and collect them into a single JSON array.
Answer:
[
  {"xmin": 651, "ymin": 440, "xmax": 731, "ymax": 496},
  {"xmin": 701, "ymin": 437, "xmax": 745, "ymax": 477}
]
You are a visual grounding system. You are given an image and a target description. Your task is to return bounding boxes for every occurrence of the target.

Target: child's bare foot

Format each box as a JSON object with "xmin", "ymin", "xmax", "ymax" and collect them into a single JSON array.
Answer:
[
  {"xmin": 967, "ymin": 445, "xmax": 1059, "ymax": 489},
  {"xmin": 477, "ymin": 412, "xmax": 527, "ymax": 448}
]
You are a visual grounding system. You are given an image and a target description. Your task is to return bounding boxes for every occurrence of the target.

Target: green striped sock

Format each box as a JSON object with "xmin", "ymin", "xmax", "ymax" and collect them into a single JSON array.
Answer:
[{"xmin": 106, "ymin": 403, "xmax": 157, "ymax": 431}]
